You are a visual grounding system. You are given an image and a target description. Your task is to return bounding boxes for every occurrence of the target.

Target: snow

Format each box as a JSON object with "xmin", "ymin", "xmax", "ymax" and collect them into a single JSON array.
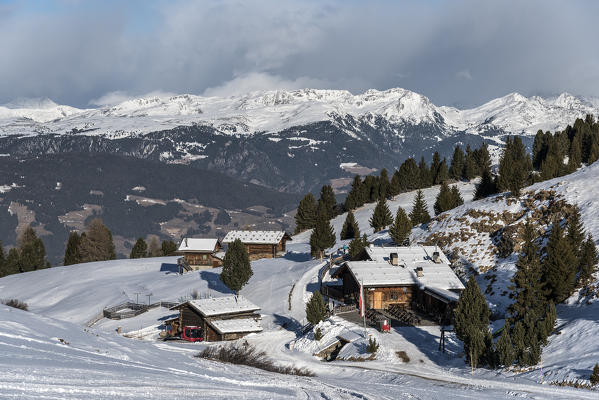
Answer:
[
  {"xmin": 185, "ymin": 295, "xmax": 260, "ymax": 317},
  {"xmin": 1, "ymin": 88, "xmax": 596, "ymax": 138},
  {"xmin": 177, "ymin": 238, "xmax": 219, "ymax": 252},
  {"xmin": 222, "ymin": 230, "xmax": 287, "ymax": 245},
  {"xmin": 210, "ymin": 318, "xmax": 263, "ymax": 334}
]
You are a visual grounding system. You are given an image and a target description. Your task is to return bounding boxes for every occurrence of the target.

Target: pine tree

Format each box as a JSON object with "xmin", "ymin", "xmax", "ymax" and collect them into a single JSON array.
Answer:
[
  {"xmin": 454, "ymin": 276, "xmax": 491, "ymax": 368},
  {"xmin": 4, "ymin": 248, "xmax": 20, "ymax": 276},
  {"xmin": 474, "ymin": 142, "xmax": 492, "ymax": 175},
  {"xmin": 64, "ymin": 232, "xmax": 82, "ymax": 266},
  {"xmin": 543, "ymin": 220, "xmax": 577, "ymax": 303},
  {"xmin": 496, "ymin": 326, "xmax": 514, "ymax": 367},
  {"xmin": 389, "ymin": 207, "xmax": 411, "ymax": 245},
  {"xmin": 310, "ymin": 207, "xmax": 336, "ymax": 259},
  {"xmin": 369, "ymin": 196, "xmax": 393, "ymax": 232},
  {"xmin": 130, "ymin": 237, "xmax": 148, "ymax": 259},
  {"xmin": 430, "ymin": 152, "xmax": 441, "ymax": 184},
  {"xmin": 161, "ymin": 240, "xmax": 178, "ymax": 256},
  {"xmin": 398, "ymin": 158, "xmax": 420, "ymax": 191},
  {"xmin": 566, "ymin": 206, "xmax": 585, "ymax": 257},
  {"xmin": 318, "ymin": 185, "xmax": 336, "ymax": 219},
  {"xmin": 409, "ymin": 189, "xmax": 431, "ymax": 226},
  {"xmin": 588, "ymin": 140, "xmax": 599, "ymax": 165},
  {"xmin": 305, "ymin": 291, "xmax": 327, "ymax": 325},
  {"xmin": 578, "ymin": 234, "xmax": 598, "ymax": 286},
  {"xmin": 451, "ymin": 186, "xmax": 464, "ymax": 208},
  {"xmin": 340, "ymin": 210, "xmax": 360, "ymax": 240},
  {"xmin": 348, "ymin": 234, "xmax": 369, "ymax": 260},
  {"xmin": 79, "ymin": 218, "xmax": 116, "ymax": 263},
  {"xmin": 474, "ymin": 167, "xmax": 498, "ymax": 200},
  {"xmin": 590, "ymin": 364, "xmax": 599, "ymax": 386},
  {"xmin": 463, "ymin": 145, "xmax": 478, "ymax": 180},
  {"xmin": 345, "ymin": 175, "xmax": 364, "ymax": 210},
  {"xmin": 511, "ymin": 321, "xmax": 526, "ymax": 363},
  {"xmin": 436, "ymin": 158, "xmax": 449, "ymax": 184},
  {"xmin": 449, "ymin": 146, "xmax": 465, "ymax": 181},
  {"xmin": 379, "ymin": 168, "xmax": 390, "ymax": 199},
  {"xmin": 532, "ymin": 130, "xmax": 548, "ymax": 169},
  {"xmin": 295, "ymin": 193, "xmax": 318, "ymax": 233},
  {"xmin": 418, "ymin": 156, "xmax": 431, "ymax": 188},
  {"xmin": 18, "ymin": 226, "xmax": 49, "ymax": 272},
  {"xmin": 220, "ymin": 238, "xmax": 252, "ymax": 295},
  {"xmin": 498, "ymin": 136, "xmax": 532, "ymax": 196},
  {"xmin": 362, "ymin": 175, "xmax": 380, "ymax": 203},
  {"xmin": 567, "ymin": 133, "xmax": 583, "ymax": 173},
  {"xmin": 434, "ymin": 181, "xmax": 453, "ymax": 215},
  {"xmin": 148, "ymin": 237, "xmax": 162, "ymax": 257},
  {"xmin": 389, "ymin": 170, "xmax": 401, "ymax": 196}
]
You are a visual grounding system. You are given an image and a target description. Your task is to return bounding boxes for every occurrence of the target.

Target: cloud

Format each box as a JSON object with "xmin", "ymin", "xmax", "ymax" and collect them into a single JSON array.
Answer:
[{"xmin": 0, "ymin": 0, "xmax": 598, "ymax": 107}]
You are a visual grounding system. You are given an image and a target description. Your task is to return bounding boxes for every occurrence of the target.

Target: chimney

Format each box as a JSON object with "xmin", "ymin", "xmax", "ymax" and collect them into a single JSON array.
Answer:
[
  {"xmin": 185, "ymin": 237, "xmax": 188, "ymax": 247},
  {"xmin": 390, "ymin": 253, "xmax": 398, "ymax": 266},
  {"xmin": 432, "ymin": 251, "xmax": 440, "ymax": 263},
  {"xmin": 416, "ymin": 266, "xmax": 424, "ymax": 277}
]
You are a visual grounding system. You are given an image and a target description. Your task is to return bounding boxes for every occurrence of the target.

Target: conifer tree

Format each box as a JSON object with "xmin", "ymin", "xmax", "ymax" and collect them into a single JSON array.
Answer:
[
  {"xmin": 418, "ymin": 156, "xmax": 431, "ymax": 188},
  {"xmin": 379, "ymin": 168, "xmax": 390, "ymax": 199},
  {"xmin": 590, "ymin": 363, "xmax": 599, "ymax": 386},
  {"xmin": 454, "ymin": 276, "xmax": 491, "ymax": 368},
  {"xmin": 498, "ymin": 136, "xmax": 532, "ymax": 196},
  {"xmin": 449, "ymin": 146, "xmax": 465, "ymax": 181},
  {"xmin": 340, "ymin": 210, "xmax": 360, "ymax": 240},
  {"xmin": 567, "ymin": 133, "xmax": 583, "ymax": 173},
  {"xmin": 345, "ymin": 175, "xmax": 364, "ymax": 210},
  {"xmin": 496, "ymin": 327, "xmax": 514, "ymax": 368},
  {"xmin": 64, "ymin": 232, "xmax": 82, "ymax": 266},
  {"xmin": 409, "ymin": 189, "xmax": 431, "ymax": 226},
  {"xmin": 389, "ymin": 170, "xmax": 402, "ymax": 196},
  {"xmin": 310, "ymin": 207, "xmax": 336, "ymax": 259},
  {"xmin": 362, "ymin": 175, "xmax": 380, "ymax": 203},
  {"xmin": 348, "ymin": 234, "xmax": 369, "ymax": 260},
  {"xmin": 543, "ymin": 220, "xmax": 577, "ymax": 303},
  {"xmin": 566, "ymin": 206, "xmax": 585, "ymax": 256},
  {"xmin": 220, "ymin": 238, "xmax": 252, "ymax": 295},
  {"xmin": 578, "ymin": 234, "xmax": 598, "ymax": 286},
  {"xmin": 588, "ymin": 140, "xmax": 599, "ymax": 165},
  {"xmin": 4, "ymin": 248, "xmax": 20, "ymax": 276},
  {"xmin": 305, "ymin": 291, "xmax": 327, "ymax": 325},
  {"xmin": 318, "ymin": 185, "xmax": 336, "ymax": 219},
  {"xmin": 398, "ymin": 158, "xmax": 420, "ymax": 191},
  {"xmin": 463, "ymin": 145, "xmax": 478, "ymax": 180},
  {"xmin": 0, "ymin": 242, "xmax": 5, "ymax": 278},
  {"xmin": 511, "ymin": 321, "xmax": 526, "ymax": 363},
  {"xmin": 430, "ymin": 152, "xmax": 442, "ymax": 184},
  {"xmin": 389, "ymin": 207, "xmax": 411, "ymax": 245},
  {"xmin": 130, "ymin": 237, "xmax": 148, "ymax": 259},
  {"xmin": 474, "ymin": 167, "xmax": 498, "ymax": 200},
  {"xmin": 295, "ymin": 193, "xmax": 318, "ymax": 233},
  {"xmin": 79, "ymin": 218, "xmax": 116, "ymax": 262},
  {"xmin": 436, "ymin": 158, "xmax": 449, "ymax": 184},
  {"xmin": 369, "ymin": 196, "xmax": 393, "ymax": 232},
  {"xmin": 161, "ymin": 240, "xmax": 178, "ymax": 256},
  {"xmin": 451, "ymin": 186, "xmax": 464, "ymax": 208},
  {"xmin": 434, "ymin": 181, "xmax": 453, "ymax": 215},
  {"xmin": 18, "ymin": 226, "xmax": 49, "ymax": 272},
  {"xmin": 474, "ymin": 142, "xmax": 492, "ymax": 175}
]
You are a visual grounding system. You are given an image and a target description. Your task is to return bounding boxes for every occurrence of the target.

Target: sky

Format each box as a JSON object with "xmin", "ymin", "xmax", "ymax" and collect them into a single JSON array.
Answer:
[{"xmin": 1, "ymin": 0, "xmax": 598, "ymax": 108}]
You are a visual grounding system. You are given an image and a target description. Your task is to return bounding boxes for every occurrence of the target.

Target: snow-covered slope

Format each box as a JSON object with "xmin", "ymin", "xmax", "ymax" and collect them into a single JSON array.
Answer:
[{"xmin": 1, "ymin": 89, "xmax": 597, "ymax": 138}]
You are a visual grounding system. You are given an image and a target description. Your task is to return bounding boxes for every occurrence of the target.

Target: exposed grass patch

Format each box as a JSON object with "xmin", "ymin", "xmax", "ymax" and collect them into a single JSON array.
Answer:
[
  {"xmin": 549, "ymin": 379, "xmax": 595, "ymax": 390},
  {"xmin": 396, "ymin": 350, "xmax": 410, "ymax": 363},
  {"xmin": 2, "ymin": 299, "xmax": 28, "ymax": 311},
  {"xmin": 197, "ymin": 340, "xmax": 314, "ymax": 377}
]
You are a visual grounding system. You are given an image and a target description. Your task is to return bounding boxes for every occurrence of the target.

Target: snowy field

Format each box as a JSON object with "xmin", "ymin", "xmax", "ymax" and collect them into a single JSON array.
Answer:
[{"xmin": 1, "ymin": 175, "xmax": 599, "ymax": 398}]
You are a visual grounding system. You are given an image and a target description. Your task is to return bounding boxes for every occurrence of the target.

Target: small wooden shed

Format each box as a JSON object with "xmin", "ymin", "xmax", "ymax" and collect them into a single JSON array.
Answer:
[
  {"xmin": 177, "ymin": 238, "xmax": 224, "ymax": 270},
  {"xmin": 222, "ymin": 230, "xmax": 292, "ymax": 260},
  {"xmin": 169, "ymin": 295, "xmax": 262, "ymax": 341}
]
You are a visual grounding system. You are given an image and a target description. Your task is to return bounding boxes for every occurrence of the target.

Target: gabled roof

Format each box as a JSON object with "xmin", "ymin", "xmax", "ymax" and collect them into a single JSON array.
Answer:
[
  {"xmin": 172, "ymin": 295, "xmax": 260, "ymax": 317},
  {"xmin": 178, "ymin": 238, "xmax": 220, "ymax": 253},
  {"xmin": 209, "ymin": 318, "xmax": 263, "ymax": 334},
  {"xmin": 222, "ymin": 230, "xmax": 291, "ymax": 245},
  {"xmin": 365, "ymin": 245, "xmax": 451, "ymax": 264}
]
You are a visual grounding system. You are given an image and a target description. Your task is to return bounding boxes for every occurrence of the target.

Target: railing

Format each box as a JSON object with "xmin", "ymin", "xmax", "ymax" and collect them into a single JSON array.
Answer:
[{"xmin": 103, "ymin": 301, "xmax": 179, "ymax": 320}]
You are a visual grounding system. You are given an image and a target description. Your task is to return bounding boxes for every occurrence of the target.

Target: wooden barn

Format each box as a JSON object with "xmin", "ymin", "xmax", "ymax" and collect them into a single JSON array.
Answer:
[
  {"xmin": 222, "ymin": 230, "xmax": 292, "ymax": 260},
  {"xmin": 169, "ymin": 295, "xmax": 262, "ymax": 341},
  {"xmin": 177, "ymin": 238, "xmax": 224, "ymax": 270},
  {"xmin": 330, "ymin": 245, "xmax": 464, "ymax": 325}
]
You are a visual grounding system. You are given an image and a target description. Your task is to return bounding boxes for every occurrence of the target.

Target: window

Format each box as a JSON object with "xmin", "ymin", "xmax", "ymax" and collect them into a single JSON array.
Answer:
[
  {"xmin": 390, "ymin": 291, "xmax": 399, "ymax": 300},
  {"xmin": 202, "ymin": 254, "xmax": 207, "ymax": 260}
]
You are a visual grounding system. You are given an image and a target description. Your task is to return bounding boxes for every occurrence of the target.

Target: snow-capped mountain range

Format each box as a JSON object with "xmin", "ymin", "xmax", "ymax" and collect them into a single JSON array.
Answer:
[{"xmin": 1, "ymin": 88, "xmax": 597, "ymax": 138}]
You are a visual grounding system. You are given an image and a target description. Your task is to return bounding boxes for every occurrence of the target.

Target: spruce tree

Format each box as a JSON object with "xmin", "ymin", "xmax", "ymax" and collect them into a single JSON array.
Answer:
[
  {"xmin": 418, "ymin": 156, "xmax": 431, "ymax": 188},
  {"xmin": 590, "ymin": 363, "xmax": 599, "ymax": 386},
  {"xmin": 449, "ymin": 146, "xmax": 465, "ymax": 181},
  {"xmin": 511, "ymin": 321, "xmax": 526, "ymax": 363},
  {"xmin": 430, "ymin": 152, "xmax": 442, "ymax": 184},
  {"xmin": 436, "ymin": 158, "xmax": 449, "ymax": 184},
  {"xmin": 463, "ymin": 145, "xmax": 478, "ymax": 180},
  {"xmin": 64, "ymin": 232, "xmax": 82, "ymax": 266},
  {"xmin": 0, "ymin": 242, "xmax": 5, "ymax": 278},
  {"xmin": 18, "ymin": 226, "xmax": 49, "ymax": 272},
  {"xmin": 340, "ymin": 210, "xmax": 360, "ymax": 240},
  {"xmin": 310, "ymin": 207, "xmax": 336, "ymax": 259},
  {"xmin": 369, "ymin": 196, "xmax": 393, "ymax": 232},
  {"xmin": 451, "ymin": 186, "xmax": 464, "ymax": 208},
  {"xmin": 588, "ymin": 140, "xmax": 599, "ymax": 165},
  {"xmin": 130, "ymin": 237, "xmax": 148, "ymax": 259},
  {"xmin": 379, "ymin": 168, "xmax": 390, "ymax": 199},
  {"xmin": 543, "ymin": 220, "xmax": 577, "ymax": 303},
  {"xmin": 409, "ymin": 189, "xmax": 431, "ymax": 226},
  {"xmin": 434, "ymin": 181, "xmax": 453, "ymax": 215},
  {"xmin": 454, "ymin": 276, "xmax": 491, "ymax": 368},
  {"xmin": 318, "ymin": 185, "xmax": 336, "ymax": 219},
  {"xmin": 348, "ymin": 234, "xmax": 369, "ymax": 260},
  {"xmin": 566, "ymin": 207, "xmax": 585, "ymax": 256},
  {"xmin": 389, "ymin": 170, "xmax": 402, "ymax": 196},
  {"xmin": 498, "ymin": 136, "xmax": 532, "ymax": 196},
  {"xmin": 496, "ymin": 327, "xmax": 514, "ymax": 368},
  {"xmin": 305, "ymin": 291, "xmax": 327, "ymax": 325},
  {"xmin": 345, "ymin": 175, "xmax": 364, "ymax": 210},
  {"xmin": 398, "ymin": 158, "xmax": 420, "ymax": 191},
  {"xmin": 4, "ymin": 248, "xmax": 20, "ymax": 276},
  {"xmin": 578, "ymin": 234, "xmax": 598, "ymax": 286},
  {"xmin": 474, "ymin": 167, "xmax": 498, "ymax": 200},
  {"xmin": 474, "ymin": 142, "xmax": 492, "ymax": 175},
  {"xmin": 389, "ymin": 207, "xmax": 411, "ymax": 245},
  {"xmin": 161, "ymin": 240, "xmax": 178, "ymax": 256},
  {"xmin": 220, "ymin": 238, "xmax": 252, "ymax": 295},
  {"xmin": 295, "ymin": 193, "xmax": 318, "ymax": 233},
  {"xmin": 79, "ymin": 218, "xmax": 116, "ymax": 263}
]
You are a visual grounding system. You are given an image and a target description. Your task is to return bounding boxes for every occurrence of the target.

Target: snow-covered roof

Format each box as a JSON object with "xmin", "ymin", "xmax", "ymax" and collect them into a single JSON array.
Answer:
[
  {"xmin": 222, "ymin": 230, "xmax": 290, "ymax": 245},
  {"xmin": 424, "ymin": 286, "xmax": 460, "ymax": 303},
  {"xmin": 209, "ymin": 318, "xmax": 263, "ymax": 334},
  {"xmin": 177, "ymin": 238, "xmax": 219, "ymax": 253},
  {"xmin": 365, "ymin": 245, "xmax": 451, "ymax": 265},
  {"xmin": 180, "ymin": 295, "xmax": 260, "ymax": 317}
]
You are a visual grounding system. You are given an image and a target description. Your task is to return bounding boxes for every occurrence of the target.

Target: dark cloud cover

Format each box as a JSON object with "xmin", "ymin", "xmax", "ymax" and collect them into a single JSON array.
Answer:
[{"xmin": 1, "ymin": 0, "xmax": 598, "ymax": 107}]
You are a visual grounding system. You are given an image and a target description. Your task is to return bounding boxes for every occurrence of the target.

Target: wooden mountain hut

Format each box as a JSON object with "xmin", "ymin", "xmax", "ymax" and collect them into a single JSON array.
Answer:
[
  {"xmin": 222, "ymin": 230, "xmax": 292, "ymax": 260},
  {"xmin": 177, "ymin": 238, "xmax": 224, "ymax": 271}
]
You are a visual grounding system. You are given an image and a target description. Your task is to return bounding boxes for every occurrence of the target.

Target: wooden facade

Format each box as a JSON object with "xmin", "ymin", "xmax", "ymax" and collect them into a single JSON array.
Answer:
[
  {"xmin": 364, "ymin": 286, "xmax": 414, "ymax": 310},
  {"xmin": 244, "ymin": 242, "xmax": 287, "ymax": 261},
  {"xmin": 183, "ymin": 251, "xmax": 222, "ymax": 269},
  {"xmin": 171, "ymin": 302, "xmax": 261, "ymax": 342}
]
